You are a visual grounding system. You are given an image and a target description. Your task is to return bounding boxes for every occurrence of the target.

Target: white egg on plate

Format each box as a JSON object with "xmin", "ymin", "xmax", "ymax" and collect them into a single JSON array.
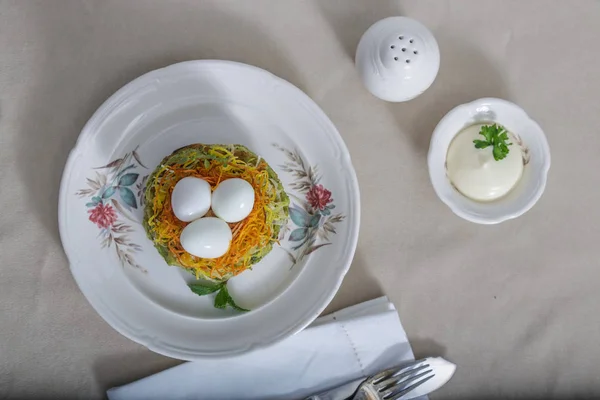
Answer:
[
  {"xmin": 171, "ymin": 177, "xmax": 212, "ymax": 222},
  {"xmin": 180, "ymin": 217, "xmax": 232, "ymax": 259},
  {"xmin": 211, "ymin": 178, "xmax": 255, "ymax": 223}
]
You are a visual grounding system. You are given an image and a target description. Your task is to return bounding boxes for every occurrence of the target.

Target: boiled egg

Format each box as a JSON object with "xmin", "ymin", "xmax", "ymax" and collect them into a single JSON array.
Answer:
[
  {"xmin": 211, "ymin": 178, "xmax": 255, "ymax": 223},
  {"xmin": 180, "ymin": 217, "xmax": 232, "ymax": 259},
  {"xmin": 171, "ymin": 177, "xmax": 212, "ymax": 222}
]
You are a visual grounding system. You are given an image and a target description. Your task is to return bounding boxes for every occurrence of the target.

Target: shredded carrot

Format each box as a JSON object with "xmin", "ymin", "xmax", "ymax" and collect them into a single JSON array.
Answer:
[{"xmin": 145, "ymin": 145, "xmax": 279, "ymax": 280}]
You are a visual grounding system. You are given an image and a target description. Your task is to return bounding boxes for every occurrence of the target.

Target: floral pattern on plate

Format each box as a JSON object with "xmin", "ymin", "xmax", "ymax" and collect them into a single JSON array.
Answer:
[
  {"xmin": 273, "ymin": 144, "xmax": 345, "ymax": 265},
  {"xmin": 75, "ymin": 147, "xmax": 148, "ymax": 272},
  {"xmin": 76, "ymin": 143, "xmax": 344, "ymax": 272}
]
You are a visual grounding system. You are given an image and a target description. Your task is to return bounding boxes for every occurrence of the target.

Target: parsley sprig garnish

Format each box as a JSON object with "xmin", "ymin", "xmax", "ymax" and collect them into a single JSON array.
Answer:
[
  {"xmin": 189, "ymin": 281, "xmax": 249, "ymax": 312},
  {"xmin": 473, "ymin": 123, "xmax": 512, "ymax": 161}
]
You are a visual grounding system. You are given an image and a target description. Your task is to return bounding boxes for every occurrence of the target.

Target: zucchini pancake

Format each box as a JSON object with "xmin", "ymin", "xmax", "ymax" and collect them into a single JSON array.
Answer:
[{"xmin": 143, "ymin": 144, "xmax": 289, "ymax": 286}]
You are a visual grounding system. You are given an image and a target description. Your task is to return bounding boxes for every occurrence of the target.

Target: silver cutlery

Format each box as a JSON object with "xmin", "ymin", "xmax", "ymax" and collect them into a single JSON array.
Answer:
[{"xmin": 306, "ymin": 358, "xmax": 435, "ymax": 400}]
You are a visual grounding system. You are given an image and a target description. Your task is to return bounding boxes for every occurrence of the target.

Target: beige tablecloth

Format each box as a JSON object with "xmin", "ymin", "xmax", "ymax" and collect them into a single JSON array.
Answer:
[{"xmin": 2, "ymin": 0, "xmax": 600, "ymax": 398}]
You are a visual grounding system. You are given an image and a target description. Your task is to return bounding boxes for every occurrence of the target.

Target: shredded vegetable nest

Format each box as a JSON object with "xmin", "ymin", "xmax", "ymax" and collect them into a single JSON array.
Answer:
[{"xmin": 143, "ymin": 144, "xmax": 289, "ymax": 282}]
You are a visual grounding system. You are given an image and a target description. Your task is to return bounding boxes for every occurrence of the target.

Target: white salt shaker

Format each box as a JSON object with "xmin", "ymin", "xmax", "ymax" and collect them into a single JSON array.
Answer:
[{"xmin": 355, "ymin": 17, "xmax": 440, "ymax": 102}]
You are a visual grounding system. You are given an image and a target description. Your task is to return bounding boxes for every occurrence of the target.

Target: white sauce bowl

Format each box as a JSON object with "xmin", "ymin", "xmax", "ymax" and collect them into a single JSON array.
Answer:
[{"xmin": 427, "ymin": 98, "xmax": 551, "ymax": 224}]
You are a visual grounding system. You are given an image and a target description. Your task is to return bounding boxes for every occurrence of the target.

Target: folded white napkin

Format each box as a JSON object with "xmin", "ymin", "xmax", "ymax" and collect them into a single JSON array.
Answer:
[{"xmin": 107, "ymin": 297, "xmax": 427, "ymax": 400}]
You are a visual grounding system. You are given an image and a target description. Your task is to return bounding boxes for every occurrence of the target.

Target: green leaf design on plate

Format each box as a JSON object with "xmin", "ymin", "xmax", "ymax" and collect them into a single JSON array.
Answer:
[
  {"xmin": 132, "ymin": 149, "xmax": 148, "ymax": 169},
  {"xmin": 292, "ymin": 238, "xmax": 310, "ymax": 251},
  {"xmin": 118, "ymin": 173, "xmax": 139, "ymax": 186},
  {"xmin": 117, "ymin": 164, "xmax": 136, "ymax": 177},
  {"xmin": 102, "ymin": 186, "xmax": 116, "ymax": 199},
  {"xmin": 289, "ymin": 205, "xmax": 310, "ymax": 227},
  {"xmin": 289, "ymin": 227, "xmax": 308, "ymax": 242},
  {"xmin": 305, "ymin": 243, "xmax": 331, "ymax": 255},
  {"xmin": 119, "ymin": 187, "xmax": 137, "ymax": 209},
  {"xmin": 94, "ymin": 158, "xmax": 124, "ymax": 170},
  {"xmin": 309, "ymin": 213, "xmax": 321, "ymax": 227}
]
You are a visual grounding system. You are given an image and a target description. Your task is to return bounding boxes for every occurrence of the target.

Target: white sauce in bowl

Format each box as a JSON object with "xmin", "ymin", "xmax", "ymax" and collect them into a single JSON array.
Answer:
[{"xmin": 446, "ymin": 124, "xmax": 523, "ymax": 201}]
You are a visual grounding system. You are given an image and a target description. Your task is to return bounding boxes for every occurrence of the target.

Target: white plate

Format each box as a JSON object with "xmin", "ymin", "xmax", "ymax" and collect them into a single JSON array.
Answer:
[{"xmin": 59, "ymin": 60, "xmax": 360, "ymax": 359}]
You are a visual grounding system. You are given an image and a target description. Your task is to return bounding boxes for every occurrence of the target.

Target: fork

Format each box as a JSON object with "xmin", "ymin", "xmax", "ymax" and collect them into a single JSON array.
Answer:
[{"xmin": 346, "ymin": 359, "xmax": 434, "ymax": 400}]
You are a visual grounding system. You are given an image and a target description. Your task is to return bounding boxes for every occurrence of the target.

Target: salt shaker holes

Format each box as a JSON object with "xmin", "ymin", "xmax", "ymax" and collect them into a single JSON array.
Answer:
[{"xmin": 390, "ymin": 35, "xmax": 417, "ymax": 63}]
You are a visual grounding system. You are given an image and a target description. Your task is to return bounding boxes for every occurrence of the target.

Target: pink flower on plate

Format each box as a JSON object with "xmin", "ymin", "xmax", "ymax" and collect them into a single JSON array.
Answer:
[
  {"xmin": 306, "ymin": 184, "xmax": 333, "ymax": 211},
  {"xmin": 88, "ymin": 203, "xmax": 118, "ymax": 229}
]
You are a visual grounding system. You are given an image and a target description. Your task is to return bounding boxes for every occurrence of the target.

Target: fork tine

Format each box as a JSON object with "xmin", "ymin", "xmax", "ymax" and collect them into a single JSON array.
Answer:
[
  {"xmin": 375, "ymin": 364, "xmax": 430, "ymax": 390},
  {"xmin": 379, "ymin": 370, "xmax": 434, "ymax": 399},
  {"xmin": 371, "ymin": 359, "xmax": 425, "ymax": 384},
  {"xmin": 384, "ymin": 374, "xmax": 435, "ymax": 400}
]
